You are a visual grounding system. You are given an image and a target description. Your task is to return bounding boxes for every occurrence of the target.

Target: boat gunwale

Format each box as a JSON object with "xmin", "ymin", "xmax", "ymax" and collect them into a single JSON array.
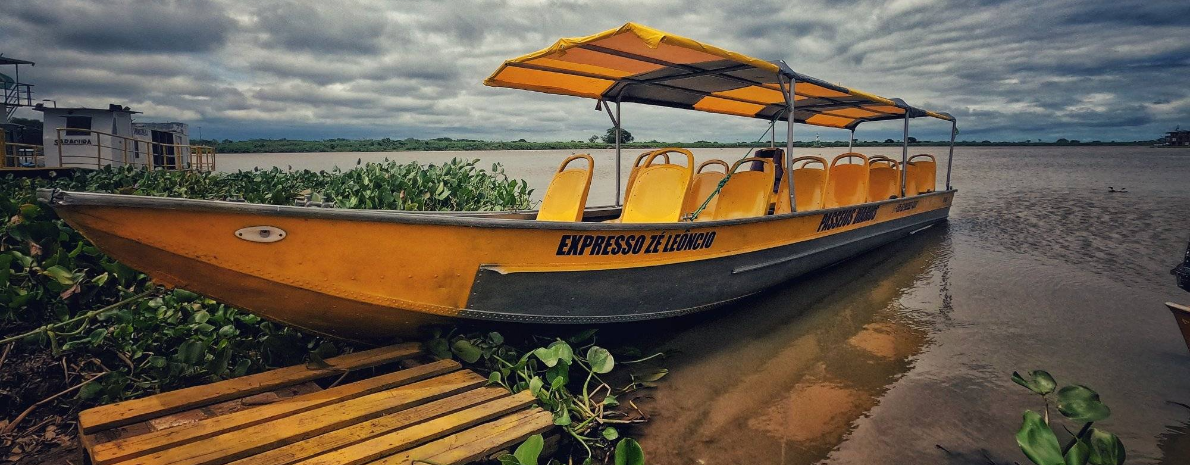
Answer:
[{"xmin": 38, "ymin": 188, "xmax": 954, "ymax": 231}]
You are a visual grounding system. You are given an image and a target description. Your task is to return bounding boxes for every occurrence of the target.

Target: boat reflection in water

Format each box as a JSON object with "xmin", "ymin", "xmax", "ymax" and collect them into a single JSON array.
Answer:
[{"xmin": 623, "ymin": 224, "xmax": 951, "ymax": 464}]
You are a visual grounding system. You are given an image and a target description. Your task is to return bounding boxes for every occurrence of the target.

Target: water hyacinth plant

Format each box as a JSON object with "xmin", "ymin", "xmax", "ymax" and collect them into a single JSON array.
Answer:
[
  {"xmin": 1012, "ymin": 370, "xmax": 1126, "ymax": 465},
  {"xmin": 427, "ymin": 329, "xmax": 661, "ymax": 465}
]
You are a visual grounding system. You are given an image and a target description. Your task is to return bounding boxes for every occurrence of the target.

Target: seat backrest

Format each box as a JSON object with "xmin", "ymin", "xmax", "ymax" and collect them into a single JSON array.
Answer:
[
  {"xmin": 682, "ymin": 159, "xmax": 728, "ymax": 219},
  {"xmin": 713, "ymin": 157, "xmax": 776, "ymax": 220},
  {"xmin": 908, "ymin": 154, "xmax": 936, "ymax": 194},
  {"xmin": 781, "ymin": 156, "xmax": 828, "ymax": 213},
  {"xmin": 824, "ymin": 153, "xmax": 869, "ymax": 208},
  {"xmin": 620, "ymin": 148, "xmax": 694, "ymax": 223},
  {"xmin": 750, "ymin": 147, "xmax": 785, "ymax": 193},
  {"xmin": 903, "ymin": 161, "xmax": 919, "ymax": 197},
  {"xmin": 536, "ymin": 154, "xmax": 594, "ymax": 222},
  {"xmin": 867, "ymin": 156, "xmax": 901, "ymax": 202},
  {"xmin": 623, "ymin": 150, "xmax": 670, "ymax": 204}
]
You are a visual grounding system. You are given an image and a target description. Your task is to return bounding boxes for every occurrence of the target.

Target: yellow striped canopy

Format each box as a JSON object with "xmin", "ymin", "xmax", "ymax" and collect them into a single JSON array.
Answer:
[{"xmin": 485, "ymin": 23, "xmax": 954, "ymax": 129}]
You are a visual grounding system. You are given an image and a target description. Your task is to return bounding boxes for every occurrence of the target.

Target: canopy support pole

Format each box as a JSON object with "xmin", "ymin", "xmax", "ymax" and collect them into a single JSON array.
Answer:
[
  {"xmin": 848, "ymin": 128, "xmax": 855, "ymax": 152},
  {"xmin": 900, "ymin": 113, "xmax": 909, "ymax": 198},
  {"xmin": 945, "ymin": 120, "xmax": 956, "ymax": 190},
  {"xmin": 780, "ymin": 74, "xmax": 797, "ymax": 212},
  {"xmin": 600, "ymin": 96, "xmax": 623, "ymax": 207},
  {"xmin": 615, "ymin": 97, "xmax": 622, "ymax": 206}
]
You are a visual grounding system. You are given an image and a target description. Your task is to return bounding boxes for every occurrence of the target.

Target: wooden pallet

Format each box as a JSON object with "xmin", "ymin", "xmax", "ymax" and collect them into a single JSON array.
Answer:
[{"xmin": 77, "ymin": 343, "xmax": 554, "ymax": 465}]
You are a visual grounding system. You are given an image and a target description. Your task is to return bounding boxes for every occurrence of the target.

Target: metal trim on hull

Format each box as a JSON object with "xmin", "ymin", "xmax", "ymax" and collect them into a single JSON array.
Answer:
[
  {"xmin": 462, "ymin": 206, "xmax": 949, "ymax": 323},
  {"xmin": 38, "ymin": 188, "xmax": 956, "ymax": 231}
]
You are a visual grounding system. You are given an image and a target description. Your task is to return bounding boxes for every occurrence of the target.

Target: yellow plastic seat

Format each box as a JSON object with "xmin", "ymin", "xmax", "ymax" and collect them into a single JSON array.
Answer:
[
  {"xmin": 902, "ymin": 161, "xmax": 918, "ymax": 197},
  {"xmin": 536, "ymin": 154, "xmax": 594, "ymax": 222},
  {"xmin": 907, "ymin": 154, "xmax": 936, "ymax": 194},
  {"xmin": 623, "ymin": 150, "xmax": 670, "ymax": 204},
  {"xmin": 712, "ymin": 157, "xmax": 775, "ymax": 220},
  {"xmin": 867, "ymin": 156, "xmax": 901, "ymax": 202},
  {"xmin": 824, "ymin": 153, "xmax": 869, "ymax": 208},
  {"xmin": 775, "ymin": 156, "xmax": 828, "ymax": 213},
  {"xmin": 682, "ymin": 160, "xmax": 728, "ymax": 220},
  {"xmin": 619, "ymin": 148, "xmax": 694, "ymax": 223}
]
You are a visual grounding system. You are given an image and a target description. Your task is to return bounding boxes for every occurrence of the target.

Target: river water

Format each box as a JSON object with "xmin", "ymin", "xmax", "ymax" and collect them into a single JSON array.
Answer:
[{"xmin": 219, "ymin": 146, "xmax": 1190, "ymax": 464}]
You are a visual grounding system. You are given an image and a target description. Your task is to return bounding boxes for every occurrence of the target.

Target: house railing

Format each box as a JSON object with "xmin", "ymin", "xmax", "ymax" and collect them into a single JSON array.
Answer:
[
  {"xmin": 39, "ymin": 128, "xmax": 217, "ymax": 171},
  {"xmin": 0, "ymin": 127, "xmax": 46, "ymax": 169}
]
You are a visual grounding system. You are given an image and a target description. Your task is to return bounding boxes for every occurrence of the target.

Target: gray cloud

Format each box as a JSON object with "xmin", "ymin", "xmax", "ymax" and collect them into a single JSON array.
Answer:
[
  {"xmin": 4, "ymin": 0, "xmax": 1189, "ymax": 142},
  {"xmin": 2, "ymin": 0, "xmax": 233, "ymax": 53}
]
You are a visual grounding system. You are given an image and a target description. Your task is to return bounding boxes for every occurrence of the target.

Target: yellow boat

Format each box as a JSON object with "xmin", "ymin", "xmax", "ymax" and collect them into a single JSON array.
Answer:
[{"xmin": 40, "ymin": 23, "xmax": 959, "ymax": 341}]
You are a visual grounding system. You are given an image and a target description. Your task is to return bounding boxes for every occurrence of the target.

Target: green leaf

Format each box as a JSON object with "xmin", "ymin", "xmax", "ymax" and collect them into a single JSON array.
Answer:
[
  {"xmin": 176, "ymin": 340, "xmax": 205, "ymax": 365},
  {"xmin": 488, "ymin": 331, "xmax": 504, "ymax": 345},
  {"xmin": 568, "ymin": 328, "xmax": 598, "ymax": 344},
  {"xmin": 1086, "ymin": 429, "xmax": 1126, "ymax": 465},
  {"xmin": 88, "ymin": 328, "xmax": 108, "ymax": 345},
  {"xmin": 553, "ymin": 406, "xmax": 571, "ymax": 426},
  {"xmin": 1012, "ymin": 370, "xmax": 1057, "ymax": 396},
  {"xmin": 545, "ymin": 363, "xmax": 568, "ymax": 387},
  {"xmin": 513, "ymin": 434, "xmax": 544, "ymax": 465},
  {"xmin": 488, "ymin": 371, "xmax": 502, "ymax": 385},
  {"xmin": 1017, "ymin": 410, "xmax": 1064, "ymax": 465},
  {"xmin": 306, "ymin": 351, "xmax": 331, "ymax": 369},
  {"xmin": 602, "ymin": 394, "xmax": 619, "ymax": 407},
  {"xmin": 452, "ymin": 339, "xmax": 482, "ymax": 364},
  {"xmin": 634, "ymin": 368, "xmax": 668, "ymax": 383},
  {"xmin": 1057, "ymin": 385, "xmax": 1111, "ymax": 422},
  {"xmin": 42, "ymin": 265, "xmax": 76, "ymax": 285},
  {"xmin": 231, "ymin": 359, "xmax": 252, "ymax": 377},
  {"xmin": 587, "ymin": 346, "xmax": 614, "ymax": 374},
  {"xmin": 427, "ymin": 337, "xmax": 451, "ymax": 360},
  {"xmin": 602, "ymin": 426, "xmax": 619, "ymax": 441},
  {"xmin": 614, "ymin": 438, "xmax": 646, "ymax": 465},
  {"xmin": 0, "ymin": 253, "xmax": 12, "ymax": 284},
  {"xmin": 533, "ymin": 340, "xmax": 575, "ymax": 368},
  {"xmin": 1065, "ymin": 439, "xmax": 1090, "ymax": 465},
  {"xmin": 529, "ymin": 376, "xmax": 544, "ymax": 397},
  {"xmin": 78, "ymin": 380, "xmax": 105, "ymax": 400},
  {"xmin": 189, "ymin": 311, "xmax": 209, "ymax": 328}
]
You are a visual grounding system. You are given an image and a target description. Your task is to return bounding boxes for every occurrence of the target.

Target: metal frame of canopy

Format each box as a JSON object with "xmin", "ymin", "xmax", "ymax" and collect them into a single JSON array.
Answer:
[
  {"xmin": 594, "ymin": 74, "xmax": 958, "ymax": 210},
  {"xmin": 485, "ymin": 23, "xmax": 958, "ymax": 212}
]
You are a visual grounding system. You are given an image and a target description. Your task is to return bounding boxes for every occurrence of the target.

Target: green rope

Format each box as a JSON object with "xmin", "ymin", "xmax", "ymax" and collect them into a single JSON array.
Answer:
[{"xmin": 686, "ymin": 119, "xmax": 779, "ymax": 221}]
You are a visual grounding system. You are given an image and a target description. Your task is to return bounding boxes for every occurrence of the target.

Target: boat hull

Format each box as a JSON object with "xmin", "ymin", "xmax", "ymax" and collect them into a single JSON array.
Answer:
[{"xmin": 40, "ymin": 189, "xmax": 953, "ymax": 340}]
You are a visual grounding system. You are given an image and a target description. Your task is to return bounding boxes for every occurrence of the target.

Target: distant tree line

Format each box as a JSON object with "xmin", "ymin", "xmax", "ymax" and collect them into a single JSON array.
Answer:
[{"xmin": 187, "ymin": 135, "xmax": 1155, "ymax": 154}]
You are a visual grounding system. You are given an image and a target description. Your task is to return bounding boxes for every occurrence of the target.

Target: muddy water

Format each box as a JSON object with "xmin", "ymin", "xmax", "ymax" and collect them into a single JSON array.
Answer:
[{"xmin": 222, "ymin": 146, "xmax": 1190, "ymax": 464}]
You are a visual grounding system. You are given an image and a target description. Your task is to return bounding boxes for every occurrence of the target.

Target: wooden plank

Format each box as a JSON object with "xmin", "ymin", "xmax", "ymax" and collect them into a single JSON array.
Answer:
[
  {"xmin": 234, "ymin": 387, "xmax": 509, "ymax": 465},
  {"xmin": 88, "ymin": 382, "xmax": 321, "ymax": 449},
  {"xmin": 80, "ymin": 343, "xmax": 423, "ymax": 434},
  {"xmin": 294, "ymin": 391, "xmax": 539, "ymax": 465},
  {"xmin": 90, "ymin": 360, "xmax": 460, "ymax": 465},
  {"xmin": 367, "ymin": 409, "xmax": 555, "ymax": 465},
  {"xmin": 119, "ymin": 370, "xmax": 485, "ymax": 465}
]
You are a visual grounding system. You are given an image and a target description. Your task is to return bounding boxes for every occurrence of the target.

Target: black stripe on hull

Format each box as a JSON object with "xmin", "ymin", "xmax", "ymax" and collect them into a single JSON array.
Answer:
[{"xmin": 462, "ymin": 207, "xmax": 949, "ymax": 323}]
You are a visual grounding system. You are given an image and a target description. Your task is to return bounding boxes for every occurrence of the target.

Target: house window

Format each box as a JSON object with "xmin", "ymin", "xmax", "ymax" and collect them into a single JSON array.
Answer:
[{"xmin": 65, "ymin": 116, "xmax": 92, "ymax": 136}]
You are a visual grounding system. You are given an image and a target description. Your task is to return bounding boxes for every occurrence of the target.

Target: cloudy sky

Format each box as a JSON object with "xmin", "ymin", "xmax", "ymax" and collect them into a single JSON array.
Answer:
[{"xmin": 2, "ymin": 0, "xmax": 1188, "ymax": 142}]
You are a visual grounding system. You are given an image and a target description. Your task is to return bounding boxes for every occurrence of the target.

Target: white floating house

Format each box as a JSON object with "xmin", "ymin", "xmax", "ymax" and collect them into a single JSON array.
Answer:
[{"xmin": 36, "ymin": 104, "xmax": 137, "ymax": 168}]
